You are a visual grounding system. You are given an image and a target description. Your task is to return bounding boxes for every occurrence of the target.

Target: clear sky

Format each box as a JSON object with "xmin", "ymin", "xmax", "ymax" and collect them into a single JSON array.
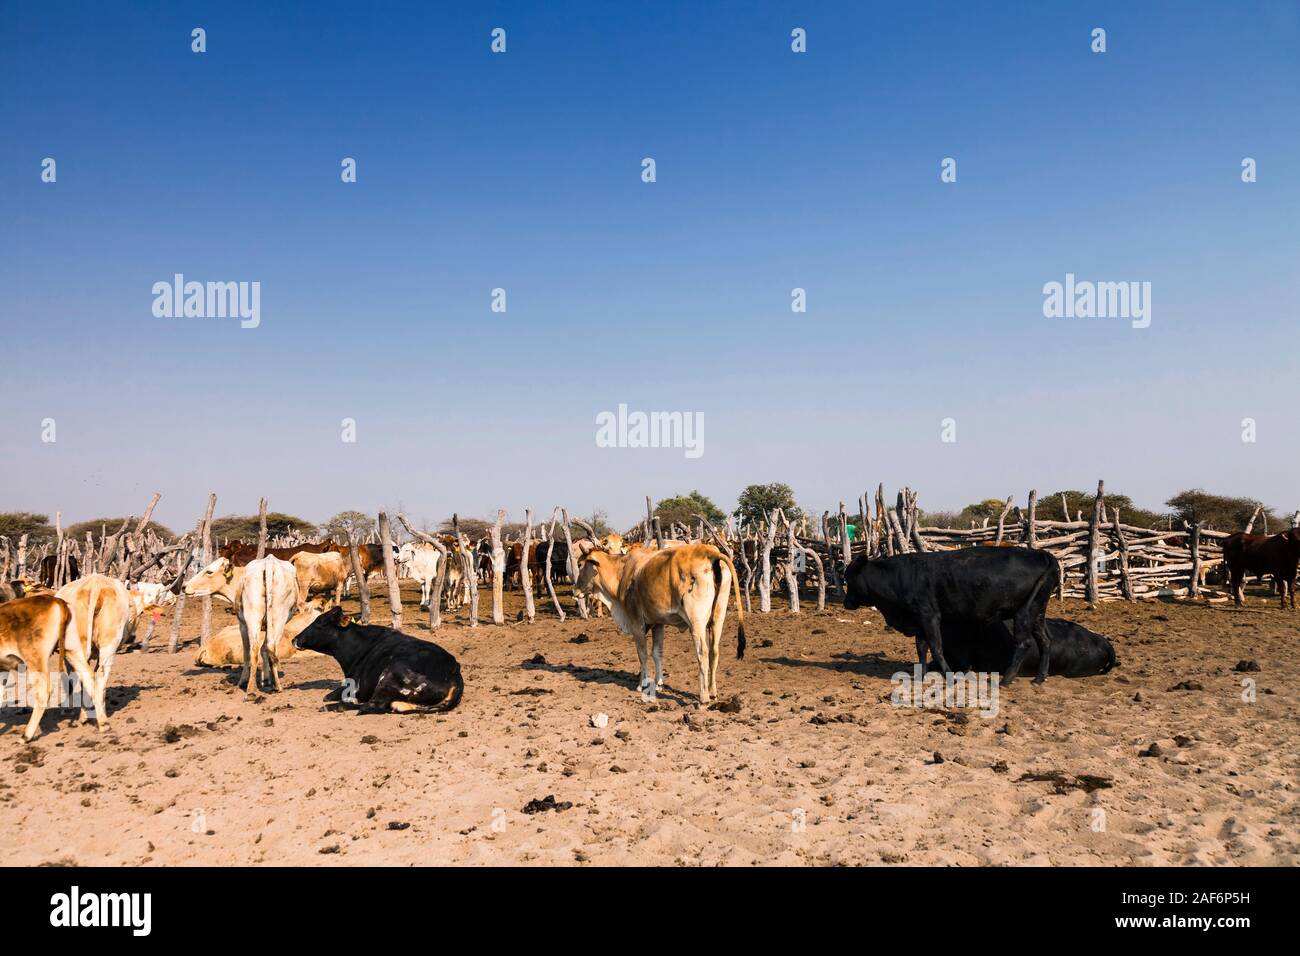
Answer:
[{"xmin": 2, "ymin": 1, "xmax": 1297, "ymax": 532}]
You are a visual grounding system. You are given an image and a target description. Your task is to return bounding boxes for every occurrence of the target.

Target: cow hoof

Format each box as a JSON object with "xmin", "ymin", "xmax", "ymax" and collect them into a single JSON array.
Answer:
[
  {"xmin": 999, "ymin": 676, "xmax": 1016, "ymax": 688},
  {"xmin": 1031, "ymin": 676, "xmax": 1046, "ymax": 686}
]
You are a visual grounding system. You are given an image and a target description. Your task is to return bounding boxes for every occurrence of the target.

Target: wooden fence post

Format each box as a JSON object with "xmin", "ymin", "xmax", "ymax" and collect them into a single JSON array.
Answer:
[
  {"xmin": 256, "ymin": 497, "xmax": 269, "ymax": 559},
  {"xmin": 782, "ymin": 510, "xmax": 800, "ymax": 614},
  {"xmin": 1113, "ymin": 509, "xmax": 1134, "ymax": 601},
  {"xmin": 378, "ymin": 511, "xmax": 402, "ymax": 630},
  {"xmin": 559, "ymin": 509, "xmax": 588, "ymax": 619},
  {"xmin": 1186, "ymin": 521, "xmax": 1203, "ymax": 599},
  {"xmin": 347, "ymin": 533, "xmax": 371, "ymax": 624},
  {"xmin": 1086, "ymin": 480, "xmax": 1103, "ymax": 608},
  {"xmin": 199, "ymin": 493, "xmax": 216, "ymax": 645},
  {"xmin": 490, "ymin": 510, "xmax": 505, "ymax": 625},
  {"xmin": 759, "ymin": 512, "xmax": 776, "ymax": 613},
  {"xmin": 521, "ymin": 508, "xmax": 535, "ymax": 623},
  {"xmin": 1026, "ymin": 489, "xmax": 1038, "ymax": 548},
  {"xmin": 453, "ymin": 514, "xmax": 480, "ymax": 627}
]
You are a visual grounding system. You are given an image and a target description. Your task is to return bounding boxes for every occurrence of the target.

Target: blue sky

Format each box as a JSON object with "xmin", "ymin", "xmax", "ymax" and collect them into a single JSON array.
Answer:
[{"xmin": 2, "ymin": 1, "xmax": 1297, "ymax": 531}]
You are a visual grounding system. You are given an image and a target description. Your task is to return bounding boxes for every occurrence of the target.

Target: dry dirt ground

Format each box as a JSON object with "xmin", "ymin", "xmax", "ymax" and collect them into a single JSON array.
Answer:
[{"xmin": 2, "ymin": 580, "xmax": 1295, "ymax": 866}]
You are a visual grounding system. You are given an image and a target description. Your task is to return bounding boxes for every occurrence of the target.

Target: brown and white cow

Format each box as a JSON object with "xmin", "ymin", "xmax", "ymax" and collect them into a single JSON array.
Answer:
[
  {"xmin": 56, "ymin": 574, "xmax": 132, "ymax": 730},
  {"xmin": 184, "ymin": 556, "xmax": 299, "ymax": 697},
  {"xmin": 0, "ymin": 595, "xmax": 100, "ymax": 740},
  {"xmin": 577, "ymin": 542, "xmax": 745, "ymax": 704}
]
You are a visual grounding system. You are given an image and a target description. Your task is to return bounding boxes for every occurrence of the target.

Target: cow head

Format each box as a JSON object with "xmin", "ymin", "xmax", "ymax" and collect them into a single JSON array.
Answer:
[
  {"xmin": 292, "ymin": 603, "xmax": 354, "ymax": 652},
  {"xmin": 183, "ymin": 558, "xmax": 239, "ymax": 599},
  {"xmin": 840, "ymin": 555, "xmax": 873, "ymax": 611},
  {"xmin": 576, "ymin": 549, "xmax": 621, "ymax": 609}
]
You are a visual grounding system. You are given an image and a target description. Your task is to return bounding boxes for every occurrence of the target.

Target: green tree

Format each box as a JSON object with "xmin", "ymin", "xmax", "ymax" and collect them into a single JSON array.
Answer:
[
  {"xmin": 734, "ymin": 483, "xmax": 802, "ymax": 526},
  {"xmin": 655, "ymin": 491, "xmax": 726, "ymax": 529},
  {"xmin": 0, "ymin": 512, "xmax": 54, "ymax": 547},
  {"xmin": 319, "ymin": 510, "xmax": 376, "ymax": 541},
  {"xmin": 210, "ymin": 512, "xmax": 317, "ymax": 542},
  {"xmin": 65, "ymin": 517, "xmax": 174, "ymax": 543},
  {"xmin": 1165, "ymin": 489, "xmax": 1272, "ymax": 532}
]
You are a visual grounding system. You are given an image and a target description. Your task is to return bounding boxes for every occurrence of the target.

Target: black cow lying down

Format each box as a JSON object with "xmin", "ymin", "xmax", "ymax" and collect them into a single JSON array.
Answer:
[
  {"xmin": 843, "ymin": 547, "xmax": 1060, "ymax": 685},
  {"xmin": 938, "ymin": 618, "xmax": 1117, "ymax": 677},
  {"xmin": 294, "ymin": 607, "xmax": 463, "ymax": 713}
]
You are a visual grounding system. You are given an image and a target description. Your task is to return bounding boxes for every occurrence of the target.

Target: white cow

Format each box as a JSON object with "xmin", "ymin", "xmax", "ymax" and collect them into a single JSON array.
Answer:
[
  {"xmin": 398, "ymin": 542, "xmax": 442, "ymax": 609},
  {"xmin": 184, "ymin": 556, "xmax": 299, "ymax": 698}
]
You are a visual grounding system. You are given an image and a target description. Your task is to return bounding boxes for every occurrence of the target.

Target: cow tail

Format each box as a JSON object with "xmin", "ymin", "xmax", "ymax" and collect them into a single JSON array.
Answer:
[
  {"xmin": 434, "ymin": 668, "xmax": 465, "ymax": 712},
  {"xmin": 57, "ymin": 597, "xmax": 71, "ymax": 674},
  {"xmin": 712, "ymin": 552, "xmax": 746, "ymax": 660},
  {"xmin": 85, "ymin": 578, "xmax": 98, "ymax": 665}
]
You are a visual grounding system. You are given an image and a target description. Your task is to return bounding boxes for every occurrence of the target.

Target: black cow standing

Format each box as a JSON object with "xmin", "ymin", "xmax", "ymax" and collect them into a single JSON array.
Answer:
[
  {"xmin": 843, "ymin": 547, "xmax": 1059, "ymax": 685},
  {"xmin": 939, "ymin": 618, "xmax": 1116, "ymax": 677},
  {"xmin": 294, "ymin": 607, "xmax": 464, "ymax": 713}
]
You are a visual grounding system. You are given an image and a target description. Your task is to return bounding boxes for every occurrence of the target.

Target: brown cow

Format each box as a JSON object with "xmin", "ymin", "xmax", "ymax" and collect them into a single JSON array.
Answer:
[
  {"xmin": 577, "ymin": 542, "xmax": 745, "ymax": 703},
  {"xmin": 39, "ymin": 554, "xmax": 80, "ymax": 587},
  {"xmin": 219, "ymin": 541, "xmax": 332, "ymax": 568},
  {"xmin": 0, "ymin": 595, "xmax": 100, "ymax": 741},
  {"xmin": 1223, "ymin": 528, "xmax": 1300, "ymax": 608},
  {"xmin": 289, "ymin": 551, "xmax": 348, "ymax": 610}
]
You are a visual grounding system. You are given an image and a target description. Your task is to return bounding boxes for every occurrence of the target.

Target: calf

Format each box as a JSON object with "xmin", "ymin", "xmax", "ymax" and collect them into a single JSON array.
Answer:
[
  {"xmin": 184, "ymin": 556, "xmax": 299, "ymax": 697},
  {"xmin": 1222, "ymin": 529, "xmax": 1300, "ymax": 608},
  {"xmin": 0, "ymin": 595, "xmax": 100, "ymax": 741},
  {"xmin": 939, "ymin": 618, "xmax": 1117, "ymax": 677},
  {"xmin": 56, "ymin": 574, "xmax": 132, "ymax": 730},
  {"xmin": 577, "ymin": 542, "xmax": 745, "ymax": 703},
  {"xmin": 293, "ymin": 606, "xmax": 463, "ymax": 713},
  {"xmin": 843, "ymin": 547, "xmax": 1059, "ymax": 685}
]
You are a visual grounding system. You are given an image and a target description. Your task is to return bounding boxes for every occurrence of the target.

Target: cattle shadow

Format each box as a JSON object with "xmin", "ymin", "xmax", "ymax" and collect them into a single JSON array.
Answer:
[
  {"xmin": 759, "ymin": 650, "xmax": 914, "ymax": 681},
  {"xmin": 523, "ymin": 659, "xmax": 695, "ymax": 707},
  {"xmin": 0, "ymin": 683, "xmax": 158, "ymax": 735}
]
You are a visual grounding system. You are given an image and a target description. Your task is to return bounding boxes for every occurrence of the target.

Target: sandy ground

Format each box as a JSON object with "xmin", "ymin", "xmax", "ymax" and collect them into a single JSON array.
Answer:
[{"xmin": 1, "ymin": 579, "xmax": 1296, "ymax": 866}]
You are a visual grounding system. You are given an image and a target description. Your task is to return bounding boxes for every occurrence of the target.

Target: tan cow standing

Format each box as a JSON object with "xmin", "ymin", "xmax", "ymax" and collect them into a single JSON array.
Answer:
[
  {"xmin": 0, "ymin": 595, "xmax": 101, "ymax": 741},
  {"xmin": 577, "ymin": 542, "xmax": 745, "ymax": 704},
  {"xmin": 184, "ymin": 556, "xmax": 298, "ymax": 697},
  {"xmin": 289, "ymin": 550, "xmax": 347, "ymax": 611},
  {"xmin": 57, "ymin": 574, "xmax": 132, "ymax": 731}
]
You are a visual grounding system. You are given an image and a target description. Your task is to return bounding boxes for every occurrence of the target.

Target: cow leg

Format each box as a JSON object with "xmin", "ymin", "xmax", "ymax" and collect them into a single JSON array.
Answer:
[
  {"xmin": 237, "ymin": 614, "xmax": 254, "ymax": 692},
  {"xmin": 1231, "ymin": 569, "xmax": 1244, "ymax": 606},
  {"xmin": 919, "ymin": 613, "xmax": 951, "ymax": 676},
  {"xmin": 1002, "ymin": 614, "xmax": 1040, "ymax": 686},
  {"xmin": 1023, "ymin": 608, "xmax": 1050, "ymax": 685},
  {"xmin": 23, "ymin": 667, "xmax": 50, "ymax": 742},
  {"xmin": 245, "ymin": 624, "xmax": 267, "ymax": 698},
  {"xmin": 92, "ymin": 644, "xmax": 119, "ymax": 730},
  {"xmin": 60, "ymin": 635, "xmax": 99, "ymax": 731},
  {"xmin": 632, "ymin": 629, "xmax": 651, "ymax": 691},
  {"xmin": 915, "ymin": 637, "xmax": 929, "ymax": 676},
  {"xmin": 650, "ymin": 629, "xmax": 670, "ymax": 686},
  {"xmin": 262, "ymin": 643, "xmax": 281, "ymax": 692}
]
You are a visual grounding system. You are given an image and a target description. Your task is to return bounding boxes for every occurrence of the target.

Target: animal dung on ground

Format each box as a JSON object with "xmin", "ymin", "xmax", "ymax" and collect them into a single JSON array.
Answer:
[{"xmin": 522, "ymin": 795, "xmax": 573, "ymax": 814}]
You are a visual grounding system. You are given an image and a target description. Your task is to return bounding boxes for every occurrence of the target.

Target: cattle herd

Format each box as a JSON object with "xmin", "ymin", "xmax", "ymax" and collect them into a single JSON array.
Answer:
[{"xmin": 0, "ymin": 515, "xmax": 1297, "ymax": 744}]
